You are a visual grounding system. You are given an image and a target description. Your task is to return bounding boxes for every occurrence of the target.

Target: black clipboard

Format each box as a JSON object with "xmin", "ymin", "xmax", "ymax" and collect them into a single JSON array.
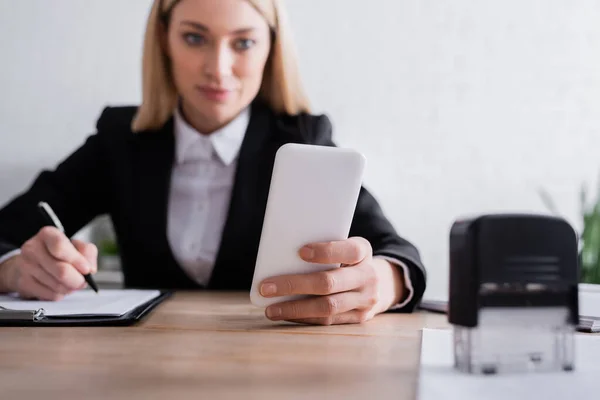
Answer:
[{"xmin": 0, "ymin": 291, "xmax": 172, "ymax": 327}]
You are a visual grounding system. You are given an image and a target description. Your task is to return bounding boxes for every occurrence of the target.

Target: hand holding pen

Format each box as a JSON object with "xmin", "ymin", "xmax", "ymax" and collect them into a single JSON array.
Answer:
[
  {"xmin": 37, "ymin": 202, "xmax": 99, "ymax": 293},
  {"xmin": 0, "ymin": 202, "xmax": 99, "ymax": 301}
]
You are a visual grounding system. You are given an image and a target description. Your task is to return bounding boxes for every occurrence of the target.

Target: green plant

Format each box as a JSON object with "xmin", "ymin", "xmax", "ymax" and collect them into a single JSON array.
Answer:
[
  {"xmin": 98, "ymin": 239, "xmax": 119, "ymax": 257},
  {"xmin": 539, "ymin": 179, "xmax": 600, "ymax": 284}
]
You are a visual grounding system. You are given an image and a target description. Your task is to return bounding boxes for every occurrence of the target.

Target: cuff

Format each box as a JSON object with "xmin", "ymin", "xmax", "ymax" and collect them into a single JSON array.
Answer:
[
  {"xmin": 374, "ymin": 255, "xmax": 414, "ymax": 310},
  {"xmin": 0, "ymin": 249, "xmax": 21, "ymax": 266}
]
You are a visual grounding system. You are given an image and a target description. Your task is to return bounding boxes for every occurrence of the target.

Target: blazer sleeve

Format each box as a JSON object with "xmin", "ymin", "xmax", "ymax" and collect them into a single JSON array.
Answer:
[
  {"xmin": 309, "ymin": 114, "xmax": 427, "ymax": 312},
  {"xmin": 0, "ymin": 109, "xmax": 113, "ymax": 255}
]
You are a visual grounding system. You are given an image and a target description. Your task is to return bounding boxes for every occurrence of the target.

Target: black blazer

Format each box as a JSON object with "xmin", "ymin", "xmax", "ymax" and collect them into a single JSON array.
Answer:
[{"xmin": 0, "ymin": 100, "xmax": 426, "ymax": 311}]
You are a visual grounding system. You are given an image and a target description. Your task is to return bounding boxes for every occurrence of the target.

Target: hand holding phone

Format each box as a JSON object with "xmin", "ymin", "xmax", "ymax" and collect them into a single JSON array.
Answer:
[{"xmin": 250, "ymin": 143, "xmax": 366, "ymax": 307}]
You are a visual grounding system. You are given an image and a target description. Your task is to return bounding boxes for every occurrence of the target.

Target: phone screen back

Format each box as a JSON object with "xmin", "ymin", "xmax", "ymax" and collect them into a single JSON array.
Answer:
[{"xmin": 250, "ymin": 143, "xmax": 366, "ymax": 307}]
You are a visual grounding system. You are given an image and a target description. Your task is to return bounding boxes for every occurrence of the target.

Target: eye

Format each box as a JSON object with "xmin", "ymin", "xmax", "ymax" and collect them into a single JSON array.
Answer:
[
  {"xmin": 182, "ymin": 33, "xmax": 206, "ymax": 46},
  {"xmin": 233, "ymin": 38, "xmax": 256, "ymax": 51}
]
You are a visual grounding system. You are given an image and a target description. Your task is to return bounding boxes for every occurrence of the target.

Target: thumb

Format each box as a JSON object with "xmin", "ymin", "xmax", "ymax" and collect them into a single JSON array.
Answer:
[{"xmin": 71, "ymin": 240, "xmax": 98, "ymax": 274}]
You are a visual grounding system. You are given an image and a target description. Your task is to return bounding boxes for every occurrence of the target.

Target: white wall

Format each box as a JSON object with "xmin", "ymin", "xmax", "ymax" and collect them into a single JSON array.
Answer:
[
  {"xmin": 2, "ymin": 0, "xmax": 600, "ymax": 299},
  {"xmin": 0, "ymin": 0, "xmax": 148, "ymax": 197}
]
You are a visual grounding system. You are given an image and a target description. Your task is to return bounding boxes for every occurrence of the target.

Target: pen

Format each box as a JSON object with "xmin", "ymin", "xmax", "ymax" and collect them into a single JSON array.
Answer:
[{"xmin": 37, "ymin": 201, "xmax": 99, "ymax": 293}]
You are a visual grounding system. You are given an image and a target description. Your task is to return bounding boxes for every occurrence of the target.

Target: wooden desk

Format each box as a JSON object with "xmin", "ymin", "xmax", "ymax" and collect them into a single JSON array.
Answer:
[{"xmin": 0, "ymin": 292, "xmax": 449, "ymax": 400}]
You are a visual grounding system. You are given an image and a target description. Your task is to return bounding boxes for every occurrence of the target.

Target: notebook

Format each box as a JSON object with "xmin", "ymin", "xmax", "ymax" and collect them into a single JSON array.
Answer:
[
  {"xmin": 419, "ymin": 288, "xmax": 600, "ymax": 333},
  {"xmin": 0, "ymin": 289, "xmax": 171, "ymax": 326}
]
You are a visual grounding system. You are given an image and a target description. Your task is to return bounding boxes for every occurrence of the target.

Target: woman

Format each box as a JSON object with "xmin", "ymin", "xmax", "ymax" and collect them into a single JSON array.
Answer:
[{"xmin": 0, "ymin": 0, "xmax": 426, "ymax": 325}]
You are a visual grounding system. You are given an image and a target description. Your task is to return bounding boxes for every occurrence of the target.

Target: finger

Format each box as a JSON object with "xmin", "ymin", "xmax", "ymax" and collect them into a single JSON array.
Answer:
[
  {"xmin": 18, "ymin": 274, "xmax": 65, "ymax": 302},
  {"xmin": 265, "ymin": 291, "xmax": 371, "ymax": 321},
  {"xmin": 290, "ymin": 310, "xmax": 374, "ymax": 326},
  {"xmin": 39, "ymin": 227, "xmax": 92, "ymax": 275},
  {"xmin": 25, "ymin": 261, "xmax": 72, "ymax": 295},
  {"xmin": 299, "ymin": 237, "xmax": 371, "ymax": 266},
  {"xmin": 22, "ymin": 237, "xmax": 85, "ymax": 290},
  {"xmin": 260, "ymin": 262, "xmax": 375, "ymax": 297},
  {"xmin": 72, "ymin": 240, "xmax": 98, "ymax": 274}
]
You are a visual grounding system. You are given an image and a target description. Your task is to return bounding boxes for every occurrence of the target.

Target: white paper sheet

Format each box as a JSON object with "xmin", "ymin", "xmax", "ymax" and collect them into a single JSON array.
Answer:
[
  {"xmin": 0, "ymin": 289, "xmax": 161, "ymax": 317},
  {"xmin": 579, "ymin": 286, "xmax": 600, "ymax": 318},
  {"xmin": 417, "ymin": 328, "xmax": 600, "ymax": 400}
]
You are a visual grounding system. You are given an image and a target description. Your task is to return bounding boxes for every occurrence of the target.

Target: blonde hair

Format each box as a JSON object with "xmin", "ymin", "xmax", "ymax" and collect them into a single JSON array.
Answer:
[{"xmin": 131, "ymin": 0, "xmax": 311, "ymax": 132}]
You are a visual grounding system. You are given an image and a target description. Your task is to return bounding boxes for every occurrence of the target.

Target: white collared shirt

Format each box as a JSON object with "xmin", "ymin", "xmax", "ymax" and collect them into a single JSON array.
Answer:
[
  {"xmin": 167, "ymin": 107, "xmax": 414, "ymax": 307},
  {"xmin": 167, "ymin": 106, "xmax": 250, "ymax": 286}
]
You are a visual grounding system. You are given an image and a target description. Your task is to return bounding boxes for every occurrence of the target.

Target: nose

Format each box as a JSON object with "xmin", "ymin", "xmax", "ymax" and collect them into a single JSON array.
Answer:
[{"xmin": 203, "ymin": 42, "xmax": 234, "ymax": 82}]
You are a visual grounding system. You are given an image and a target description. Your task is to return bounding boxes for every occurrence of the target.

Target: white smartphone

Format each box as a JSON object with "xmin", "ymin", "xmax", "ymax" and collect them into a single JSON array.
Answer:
[{"xmin": 250, "ymin": 143, "xmax": 366, "ymax": 307}]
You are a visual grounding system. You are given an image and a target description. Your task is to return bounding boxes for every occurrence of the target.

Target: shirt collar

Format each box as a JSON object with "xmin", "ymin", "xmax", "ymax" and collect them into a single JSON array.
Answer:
[{"xmin": 173, "ymin": 106, "xmax": 250, "ymax": 166}]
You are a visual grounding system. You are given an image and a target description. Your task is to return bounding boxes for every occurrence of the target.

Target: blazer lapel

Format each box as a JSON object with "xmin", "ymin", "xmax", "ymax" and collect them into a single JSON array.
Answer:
[
  {"xmin": 128, "ymin": 119, "xmax": 198, "ymax": 288},
  {"xmin": 209, "ymin": 101, "xmax": 277, "ymax": 289}
]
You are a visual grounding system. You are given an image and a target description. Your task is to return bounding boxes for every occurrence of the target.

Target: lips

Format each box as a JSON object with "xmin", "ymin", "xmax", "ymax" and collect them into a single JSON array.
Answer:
[{"xmin": 196, "ymin": 85, "xmax": 233, "ymax": 102}]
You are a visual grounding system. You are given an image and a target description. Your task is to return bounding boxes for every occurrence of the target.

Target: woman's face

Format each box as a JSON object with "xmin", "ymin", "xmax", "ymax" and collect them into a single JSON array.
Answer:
[{"xmin": 165, "ymin": 0, "xmax": 271, "ymax": 132}]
